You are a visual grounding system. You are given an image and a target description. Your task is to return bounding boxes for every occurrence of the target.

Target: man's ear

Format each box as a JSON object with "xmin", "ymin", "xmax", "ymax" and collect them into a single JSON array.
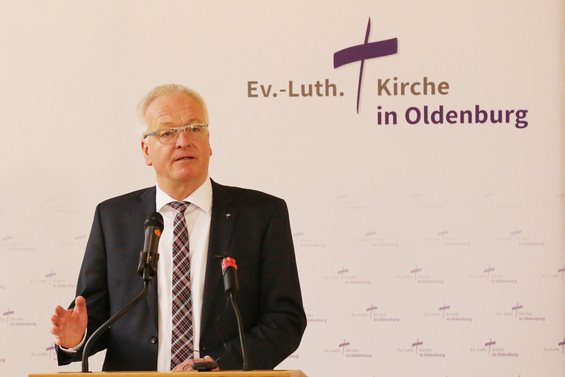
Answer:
[{"xmin": 141, "ymin": 140, "xmax": 152, "ymax": 166}]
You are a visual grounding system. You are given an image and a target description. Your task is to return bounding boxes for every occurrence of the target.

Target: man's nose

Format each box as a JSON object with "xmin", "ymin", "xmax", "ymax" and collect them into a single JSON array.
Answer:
[{"xmin": 175, "ymin": 128, "xmax": 191, "ymax": 146}]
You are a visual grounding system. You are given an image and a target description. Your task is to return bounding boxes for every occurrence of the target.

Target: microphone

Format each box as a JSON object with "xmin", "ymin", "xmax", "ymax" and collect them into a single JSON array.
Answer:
[
  {"xmin": 222, "ymin": 257, "xmax": 239, "ymax": 294},
  {"xmin": 137, "ymin": 212, "xmax": 164, "ymax": 279},
  {"xmin": 221, "ymin": 256, "xmax": 250, "ymax": 370},
  {"xmin": 82, "ymin": 212, "xmax": 163, "ymax": 373}
]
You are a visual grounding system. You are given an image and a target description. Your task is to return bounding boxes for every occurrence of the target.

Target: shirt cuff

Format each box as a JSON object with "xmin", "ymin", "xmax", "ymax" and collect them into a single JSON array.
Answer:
[{"xmin": 58, "ymin": 330, "xmax": 87, "ymax": 353}]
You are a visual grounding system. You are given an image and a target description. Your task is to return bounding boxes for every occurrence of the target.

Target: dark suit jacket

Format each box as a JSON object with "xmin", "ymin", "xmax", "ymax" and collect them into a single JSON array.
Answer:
[{"xmin": 57, "ymin": 180, "xmax": 306, "ymax": 371}]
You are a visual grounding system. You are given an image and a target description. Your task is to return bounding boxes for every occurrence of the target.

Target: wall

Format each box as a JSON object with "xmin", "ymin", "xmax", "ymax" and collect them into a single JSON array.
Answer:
[{"xmin": 0, "ymin": 1, "xmax": 563, "ymax": 376}]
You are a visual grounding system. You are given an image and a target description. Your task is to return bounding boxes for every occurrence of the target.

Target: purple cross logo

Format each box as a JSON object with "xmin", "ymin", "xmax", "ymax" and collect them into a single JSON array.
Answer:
[
  {"xmin": 338, "ymin": 267, "xmax": 349, "ymax": 281},
  {"xmin": 484, "ymin": 265, "xmax": 495, "ymax": 280},
  {"xmin": 559, "ymin": 338, "xmax": 565, "ymax": 353},
  {"xmin": 438, "ymin": 229, "xmax": 449, "ymax": 243},
  {"xmin": 411, "ymin": 266, "xmax": 422, "ymax": 280},
  {"xmin": 512, "ymin": 302, "xmax": 523, "ymax": 317},
  {"xmin": 45, "ymin": 271, "xmax": 56, "ymax": 286},
  {"xmin": 439, "ymin": 303, "xmax": 450, "ymax": 318},
  {"xmin": 558, "ymin": 266, "xmax": 565, "ymax": 281},
  {"xmin": 3, "ymin": 309, "xmax": 14, "ymax": 324},
  {"xmin": 485, "ymin": 338, "xmax": 496, "ymax": 354},
  {"xmin": 366, "ymin": 304, "xmax": 378, "ymax": 319},
  {"xmin": 46, "ymin": 343, "xmax": 56, "ymax": 358},
  {"xmin": 510, "ymin": 228, "xmax": 522, "ymax": 242},
  {"xmin": 412, "ymin": 338, "xmax": 423, "ymax": 355},
  {"xmin": 334, "ymin": 17, "xmax": 398, "ymax": 113},
  {"xmin": 339, "ymin": 339, "xmax": 350, "ymax": 355}
]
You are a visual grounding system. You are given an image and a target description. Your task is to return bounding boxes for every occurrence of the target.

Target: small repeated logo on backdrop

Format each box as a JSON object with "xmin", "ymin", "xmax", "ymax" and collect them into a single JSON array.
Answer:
[
  {"xmin": 292, "ymin": 230, "xmax": 327, "ymax": 249},
  {"xmin": 61, "ymin": 233, "xmax": 88, "ymax": 251},
  {"xmin": 339, "ymin": 339, "xmax": 372, "ymax": 359},
  {"xmin": 482, "ymin": 193, "xmax": 517, "ymax": 210},
  {"xmin": 488, "ymin": 267, "xmax": 518, "ymax": 285},
  {"xmin": 351, "ymin": 303, "xmax": 400, "ymax": 323},
  {"xmin": 42, "ymin": 198, "xmax": 80, "ymax": 215},
  {"xmin": 498, "ymin": 302, "xmax": 546, "ymax": 322},
  {"xmin": 2, "ymin": 308, "xmax": 36, "ymax": 327},
  {"xmin": 30, "ymin": 271, "xmax": 76, "ymax": 289},
  {"xmin": 514, "ymin": 302, "xmax": 546, "ymax": 322},
  {"xmin": 441, "ymin": 302, "xmax": 472, "ymax": 322},
  {"xmin": 323, "ymin": 267, "xmax": 372, "ymax": 286},
  {"xmin": 0, "ymin": 235, "xmax": 35, "ymax": 252},
  {"xmin": 324, "ymin": 339, "xmax": 373, "ymax": 359},
  {"xmin": 398, "ymin": 338, "xmax": 446, "ymax": 358},
  {"xmin": 423, "ymin": 228, "xmax": 472, "ymax": 247},
  {"xmin": 424, "ymin": 302, "xmax": 473, "ymax": 322},
  {"xmin": 31, "ymin": 343, "xmax": 57, "ymax": 361},
  {"xmin": 408, "ymin": 193, "xmax": 444, "ymax": 210},
  {"xmin": 486, "ymin": 339, "xmax": 519, "ymax": 358},
  {"xmin": 397, "ymin": 266, "xmax": 445, "ymax": 285},
  {"xmin": 350, "ymin": 229, "xmax": 399, "ymax": 248},
  {"xmin": 495, "ymin": 227, "xmax": 546, "ymax": 248},
  {"xmin": 510, "ymin": 227, "xmax": 544, "ymax": 247}
]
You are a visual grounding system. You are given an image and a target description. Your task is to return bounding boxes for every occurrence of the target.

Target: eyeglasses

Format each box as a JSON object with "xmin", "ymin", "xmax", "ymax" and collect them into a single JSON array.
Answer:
[{"xmin": 144, "ymin": 123, "xmax": 209, "ymax": 144}]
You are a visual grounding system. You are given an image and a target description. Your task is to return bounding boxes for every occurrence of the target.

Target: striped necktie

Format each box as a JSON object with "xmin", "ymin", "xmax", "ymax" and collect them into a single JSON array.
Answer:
[{"xmin": 168, "ymin": 201, "xmax": 193, "ymax": 369}]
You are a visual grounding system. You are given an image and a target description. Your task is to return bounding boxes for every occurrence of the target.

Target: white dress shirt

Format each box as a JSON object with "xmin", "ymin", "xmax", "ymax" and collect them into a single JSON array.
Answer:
[{"xmin": 155, "ymin": 177, "xmax": 213, "ymax": 371}]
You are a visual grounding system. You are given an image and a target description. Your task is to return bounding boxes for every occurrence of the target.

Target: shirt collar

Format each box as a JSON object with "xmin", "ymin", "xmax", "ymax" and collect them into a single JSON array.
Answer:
[{"xmin": 155, "ymin": 177, "xmax": 213, "ymax": 214}]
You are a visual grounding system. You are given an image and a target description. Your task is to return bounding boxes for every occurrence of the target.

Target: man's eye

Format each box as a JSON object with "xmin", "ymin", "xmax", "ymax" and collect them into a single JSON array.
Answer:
[{"xmin": 159, "ymin": 130, "xmax": 174, "ymax": 137}]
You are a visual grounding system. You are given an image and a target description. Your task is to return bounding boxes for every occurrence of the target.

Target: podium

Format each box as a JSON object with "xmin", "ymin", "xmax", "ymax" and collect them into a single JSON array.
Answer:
[{"xmin": 29, "ymin": 371, "xmax": 307, "ymax": 377}]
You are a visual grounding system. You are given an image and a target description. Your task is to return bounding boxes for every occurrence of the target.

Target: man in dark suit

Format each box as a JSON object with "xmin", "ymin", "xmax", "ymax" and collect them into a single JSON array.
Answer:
[{"xmin": 50, "ymin": 84, "xmax": 306, "ymax": 372}]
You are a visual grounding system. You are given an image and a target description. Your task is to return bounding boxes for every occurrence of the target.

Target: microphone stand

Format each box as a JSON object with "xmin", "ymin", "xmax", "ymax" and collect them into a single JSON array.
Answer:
[
  {"xmin": 228, "ymin": 291, "xmax": 250, "ymax": 371},
  {"xmin": 221, "ymin": 256, "xmax": 250, "ymax": 371}
]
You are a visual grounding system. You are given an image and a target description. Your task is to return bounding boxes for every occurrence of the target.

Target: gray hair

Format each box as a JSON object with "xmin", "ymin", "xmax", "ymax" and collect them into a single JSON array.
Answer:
[{"xmin": 137, "ymin": 84, "xmax": 209, "ymax": 137}]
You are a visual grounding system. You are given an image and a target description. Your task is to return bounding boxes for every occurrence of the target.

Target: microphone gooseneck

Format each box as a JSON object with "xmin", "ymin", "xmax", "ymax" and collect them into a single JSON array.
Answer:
[{"xmin": 221, "ymin": 257, "xmax": 250, "ymax": 371}]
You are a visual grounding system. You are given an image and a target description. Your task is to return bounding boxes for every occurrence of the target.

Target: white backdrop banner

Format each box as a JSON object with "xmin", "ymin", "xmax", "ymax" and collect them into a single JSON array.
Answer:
[{"xmin": 0, "ymin": 1, "xmax": 563, "ymax": 376}]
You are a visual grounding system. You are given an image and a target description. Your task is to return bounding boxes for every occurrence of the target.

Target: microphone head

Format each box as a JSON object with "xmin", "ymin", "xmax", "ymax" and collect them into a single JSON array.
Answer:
[
  {"xmin": 145, "ymin": 212, "xmax": 164, "ymax": 232},
  {"xmin": 222, "ymin": 257, "xmax": 238, "ymax": 272}
]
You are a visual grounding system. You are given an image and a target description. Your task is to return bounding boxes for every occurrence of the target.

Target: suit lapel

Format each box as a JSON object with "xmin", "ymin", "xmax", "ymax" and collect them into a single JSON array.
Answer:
[{"xmin": 200, "ymin": 181, "xmax": 237, "ymax": 335}]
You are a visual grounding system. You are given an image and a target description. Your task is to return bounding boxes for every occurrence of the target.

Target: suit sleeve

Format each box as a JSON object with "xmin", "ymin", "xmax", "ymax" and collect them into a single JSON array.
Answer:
[{"xmin": 56, "ymin": 203, "xmax": 111, "ymax": 365}]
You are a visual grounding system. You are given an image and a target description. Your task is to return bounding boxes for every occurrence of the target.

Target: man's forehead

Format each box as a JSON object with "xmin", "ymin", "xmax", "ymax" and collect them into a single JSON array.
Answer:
[{"xmin": 146, "ymin": 94, "xmax": 204, "ymax": 124}]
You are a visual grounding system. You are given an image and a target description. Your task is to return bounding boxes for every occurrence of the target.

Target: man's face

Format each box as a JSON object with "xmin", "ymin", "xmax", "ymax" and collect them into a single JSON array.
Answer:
[{"xmin": 141, "ymin": 93, "xmax": 212, "ymax": 195}]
